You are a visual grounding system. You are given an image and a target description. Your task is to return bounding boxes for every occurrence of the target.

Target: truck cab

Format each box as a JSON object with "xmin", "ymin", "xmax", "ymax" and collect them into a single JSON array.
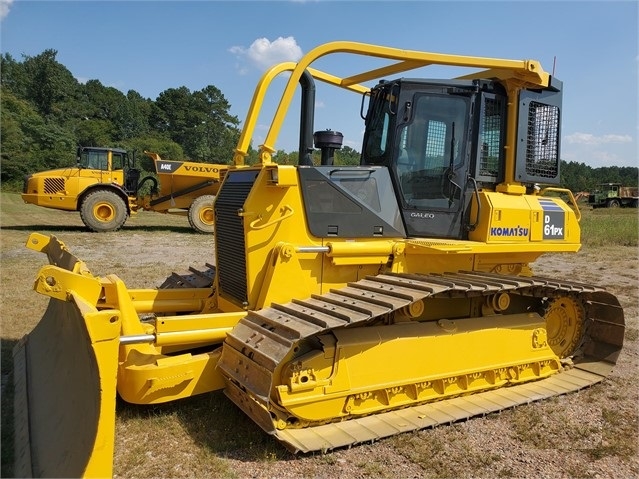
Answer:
[
  {"xmin": 75, "ymin": 147, "xmax": 140, "ymax": 193},
  {"xmin": 22, "ymin": 147, "xmax": 136, "ymax": 212},
  {"xmin": 588, "ymin": 183, "xmax": 639, "ymax": 208}
]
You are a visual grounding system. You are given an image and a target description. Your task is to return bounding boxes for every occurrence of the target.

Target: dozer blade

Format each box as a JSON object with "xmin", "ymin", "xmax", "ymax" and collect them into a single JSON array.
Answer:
[{"xmin": 14, "ymin": 234, "xmax": 122, "ymax": 478}]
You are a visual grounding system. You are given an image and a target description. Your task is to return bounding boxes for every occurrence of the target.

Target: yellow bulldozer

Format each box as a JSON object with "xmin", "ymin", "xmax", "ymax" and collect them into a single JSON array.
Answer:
[
  {"xmin": 13, "ymin": 41, "xmax": 625, "ymax": 477},
  {"xmin": 21, "ymin": 147, "xmax": 228, "ymax": 233}
]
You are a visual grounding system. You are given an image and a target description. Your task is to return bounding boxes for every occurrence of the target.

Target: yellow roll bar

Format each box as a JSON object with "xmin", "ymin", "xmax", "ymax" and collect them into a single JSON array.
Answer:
[{"xmin": 234, "ymin": 40, "xmax": 551, "ymax": 167}]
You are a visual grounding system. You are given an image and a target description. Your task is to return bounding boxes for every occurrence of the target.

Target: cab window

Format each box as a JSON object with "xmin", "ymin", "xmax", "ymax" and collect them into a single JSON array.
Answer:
[
  {"xmin": 81, "ymin": 151, "xmax": 109, "ymax": 170},
  {"xmin": 112, "ymin": 152, "xmax": 123, "ymax": 170},
  {"xmin": 394, "ymin": 94, "xmax": 470, "ymax": 210}
]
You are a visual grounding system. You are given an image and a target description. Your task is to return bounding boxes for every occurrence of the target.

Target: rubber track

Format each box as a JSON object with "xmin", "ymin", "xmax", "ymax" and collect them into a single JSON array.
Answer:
[{"xmin": 218, "ymin": 271, "xmax": 625, "ymax": 453}]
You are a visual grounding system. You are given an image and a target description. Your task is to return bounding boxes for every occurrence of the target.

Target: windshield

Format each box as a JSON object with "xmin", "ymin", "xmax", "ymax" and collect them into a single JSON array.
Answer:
[
  {"xmin": 395, "ymin": 93, "xmax": 470, "ymax": 210},
  {"xmin": 79, "ymin": 150, "xmax": 109, "ymax": 170}
]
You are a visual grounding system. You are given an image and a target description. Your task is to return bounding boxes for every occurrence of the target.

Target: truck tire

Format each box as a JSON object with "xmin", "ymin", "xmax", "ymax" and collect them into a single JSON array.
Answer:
[
  {"xmin": 80, "ymin": 190, "xmax": 127, "ymax": 232},
  {"xmin": 607, "ymin": 199, "xmax": 620, "ymax": 208},
  {"xmin": 188, "ymin": 195, "xmax": 216, "ymax": 234}
]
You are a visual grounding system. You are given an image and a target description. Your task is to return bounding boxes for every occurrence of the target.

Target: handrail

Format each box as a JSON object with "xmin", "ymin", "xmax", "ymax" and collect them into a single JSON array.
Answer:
[
  {"xmin": 246, "ymin": 205, "xmax": 295, "ymax": 230},
  {"xmin": 540, "ymin": 187, "xmax": 582, "ymax": 222},
  {"xmin": 467, "ymin": 176, "xmax": 481, "ymax": 232}
]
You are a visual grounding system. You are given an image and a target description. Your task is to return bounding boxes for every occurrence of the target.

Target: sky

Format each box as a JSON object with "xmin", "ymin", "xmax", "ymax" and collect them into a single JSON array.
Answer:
[{"xmin": 1, "ymin": 0, "xmax": 637, "ymax": 168}]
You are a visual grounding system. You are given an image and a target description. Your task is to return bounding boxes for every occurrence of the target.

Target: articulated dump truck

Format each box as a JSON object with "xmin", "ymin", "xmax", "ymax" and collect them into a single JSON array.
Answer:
[
  {"xmin": 22, "ymin": 148, "xmax": 228, "ymax": 233},
  {"xmin": 14, "ymin": 41, "xmax": 625, "ymax": 477}
]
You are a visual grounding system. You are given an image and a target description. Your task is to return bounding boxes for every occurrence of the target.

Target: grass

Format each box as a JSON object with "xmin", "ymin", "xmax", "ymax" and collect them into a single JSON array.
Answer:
[
  {"xmin": 113, "ymin": 392, "xmax": 278, "ymax": 478},
  {"xmin": 391, "ymin": 425, "xmax": 502, "ymax": 478},
  {"xmin": 508, "ymin": 396, "xmax": 603, "ymax": 450},
  {"xmin": 507, "ymin": 384, "xmax": 638, "ymax": 461},
  {"xmin": 589, "ymin": 407, "xmax": 639, "ymax": 460},
  {"xmin": 579, "ymin": 206, "xmax": 638, "ymax": 247}
]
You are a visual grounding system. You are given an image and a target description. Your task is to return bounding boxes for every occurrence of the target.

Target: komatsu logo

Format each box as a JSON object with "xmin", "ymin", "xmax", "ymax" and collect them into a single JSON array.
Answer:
[{"xmin": 490, "ymin": 226, "xmax": 529, "ymax": 237}]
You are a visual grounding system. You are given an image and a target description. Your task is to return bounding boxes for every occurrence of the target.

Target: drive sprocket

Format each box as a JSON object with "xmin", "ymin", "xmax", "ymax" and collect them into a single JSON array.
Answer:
[{"xmin": 543, "ymin": 295, "xmax": 586, "ymax": 359}]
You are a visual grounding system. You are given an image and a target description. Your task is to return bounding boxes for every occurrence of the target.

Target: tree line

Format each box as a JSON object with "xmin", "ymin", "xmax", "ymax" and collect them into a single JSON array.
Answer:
[
  {"xmin": 0, "ymin": 49, "xmax": 362, "ymax": 190},
  {"xmin": 1, "ymin": 49, "xmax": 635, "ymax": 192},
  {"xmin": 1, "ymin": 49, "xmax": 242, "ymax": 188},
  {"xmin": 560, "ymin": 161, "xmax": 637, "ymax": 193}
]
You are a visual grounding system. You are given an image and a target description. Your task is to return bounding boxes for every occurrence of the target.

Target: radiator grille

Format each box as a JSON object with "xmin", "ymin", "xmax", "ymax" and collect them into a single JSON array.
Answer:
[
  {"xmin": 44, "ymin": 178, "xmax": 66, "ymax": 194},
  {"xmin": 214, "ymin": 170, "xmax": 258, "ymax": 306}
]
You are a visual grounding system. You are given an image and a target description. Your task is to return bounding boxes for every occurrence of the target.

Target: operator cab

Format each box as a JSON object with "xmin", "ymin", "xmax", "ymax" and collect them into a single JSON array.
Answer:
[
  {"xmin": 76, "ymin": 146, "xmax": 140, "ymax": 195},
  {"xmin": 360, "ymin": 77, "xmax": 561, "ymax": 240},
  {"xmin": 76, "ymin": 146, "xmax": 128, "ymax": 171},
  {"xmin": 361, "ymin": 79, "xmax": 507, "ymax": 239}
]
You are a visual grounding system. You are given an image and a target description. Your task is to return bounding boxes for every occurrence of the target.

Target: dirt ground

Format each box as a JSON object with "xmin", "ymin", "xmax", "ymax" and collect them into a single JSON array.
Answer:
[{"xmin": 1, "ymin": 195, "xmax": 637, "ymax": 478}]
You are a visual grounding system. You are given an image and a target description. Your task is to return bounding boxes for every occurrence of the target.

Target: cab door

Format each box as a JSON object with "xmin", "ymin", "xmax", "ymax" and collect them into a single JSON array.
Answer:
[
  {"xmin": 393, "ymin": 91, "xmax": 473, "ymax": 239},
  {"xmin": 109, "ymin": 151, "xmax": 126, "ymax": 188}
]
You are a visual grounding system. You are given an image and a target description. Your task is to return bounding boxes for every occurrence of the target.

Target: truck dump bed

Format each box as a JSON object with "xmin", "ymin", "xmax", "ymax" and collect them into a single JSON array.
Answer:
[{"xmin": 145, "ymin": 155, "xmax": 228, "ymax": 211}]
